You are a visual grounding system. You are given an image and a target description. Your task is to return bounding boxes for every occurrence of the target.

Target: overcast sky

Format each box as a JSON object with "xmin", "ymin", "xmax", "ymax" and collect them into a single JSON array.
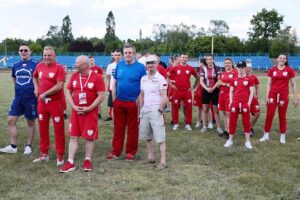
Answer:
[{"xmin": 0, "ymin": 0, "xmax": 299, "ymax": 41}]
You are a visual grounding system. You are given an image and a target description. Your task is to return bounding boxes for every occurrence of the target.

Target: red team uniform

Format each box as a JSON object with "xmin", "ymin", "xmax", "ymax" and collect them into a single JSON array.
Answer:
[
  {"xmin": 168, "ymin": 65, "xmax": 197, "ymax": 125},
  {"xmin": 166, "ymin": 66, "xmax": 175, "ymax": 102},
  {"xmin": 218, "ymin": 70, "xmax": 238, "ymax": 111},
  {"xmin": 229, "ymin": 75, "xmax": 254, "ymax": 135},
  {"xmin": 90, "ymin": 65, "xmax": 103, "ymax": 75},
  {"xmin": 193, "ymin": 84, "xmax": 203, "ymax": 107},
  {"xmin": 264, "ymin": 66, "xmax": 295, "ymax": 134},
  {"xmin": 33, "ymin": 62, "xmax": 66, "ymax": 159},
  {"xmin": 67, "ymin": 72, "xmax": 105, "ymax": 140},
  {"xmin": 248, "ymin": 74, "xmax": 260, "ymax": 114}
]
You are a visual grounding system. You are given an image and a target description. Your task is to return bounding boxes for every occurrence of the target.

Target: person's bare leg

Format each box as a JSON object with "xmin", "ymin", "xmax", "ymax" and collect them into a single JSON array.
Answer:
[
  {"xmin": 7, "ymin": 116, "xmax": 19, "ymax": 145},
  {"xmin": 26, "ymin": 119, "xmax": 35, "ymax": 145}
]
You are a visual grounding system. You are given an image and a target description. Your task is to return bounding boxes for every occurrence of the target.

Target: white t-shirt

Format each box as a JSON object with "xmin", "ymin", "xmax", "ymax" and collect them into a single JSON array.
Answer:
[
  {"xmin": 106, "ymin": 62, "xmax": 117, "ymax": 91},
  {"xmin": 140, "ymin": 72, "xmax": 167, "ymax": 111},
  {"xmin": 138, "ymin": 56, "xmax": 147, "ymax": 66}
]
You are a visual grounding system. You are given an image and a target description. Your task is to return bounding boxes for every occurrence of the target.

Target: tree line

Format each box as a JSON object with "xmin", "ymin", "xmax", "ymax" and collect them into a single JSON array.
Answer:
[{"xmin": 0, "ymin": 9, "xmax": 299, "ymax": 58}]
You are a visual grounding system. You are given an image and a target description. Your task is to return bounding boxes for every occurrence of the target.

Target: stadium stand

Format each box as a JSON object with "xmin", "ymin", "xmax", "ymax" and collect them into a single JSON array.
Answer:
[{"xmin": 289, "ymin": 56, "xmax": 300, "ymax": 70}]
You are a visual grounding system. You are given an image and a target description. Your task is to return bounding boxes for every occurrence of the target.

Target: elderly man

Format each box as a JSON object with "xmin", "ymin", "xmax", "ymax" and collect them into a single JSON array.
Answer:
[
  {"xmin": 59, "ymin": 55, "xmax": 105, "ymax": 173},
  {"xmin": 139, "ymin": 55, "xmax": 168, "ymax": 170},
  {"xmin": 32, "ymin": 46, "xmax": 66, "ymax": 166},
  {"xmin": 106, "ymin": 44, "xmax": 146, "ymax": 161},
  {"xmin": 0, "ymin": 43, "xmax": 37, "ymax": 155}
]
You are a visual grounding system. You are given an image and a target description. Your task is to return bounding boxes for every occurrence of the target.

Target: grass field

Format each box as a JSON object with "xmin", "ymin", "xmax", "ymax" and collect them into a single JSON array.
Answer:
[{"xmin": 0, "ymin": 72, "xmax": 299, "ymax": 200}]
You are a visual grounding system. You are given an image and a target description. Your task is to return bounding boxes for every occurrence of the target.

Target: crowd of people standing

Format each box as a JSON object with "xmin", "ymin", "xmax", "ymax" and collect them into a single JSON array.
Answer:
[{"xmin": 0, "ymin": 42, "xmax": 298, "ymax": 172}]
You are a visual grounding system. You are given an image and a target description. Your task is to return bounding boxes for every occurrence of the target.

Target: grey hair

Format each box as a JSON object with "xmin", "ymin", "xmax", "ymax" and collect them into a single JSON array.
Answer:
[{"xmin": 123, "ymin": 43, "xmax": 136, "ymax": 54}]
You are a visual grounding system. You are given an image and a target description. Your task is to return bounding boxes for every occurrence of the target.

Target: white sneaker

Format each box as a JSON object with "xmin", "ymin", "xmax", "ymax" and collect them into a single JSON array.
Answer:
[
  {"xmin": 280, "ymin": 134, "xmax": 286, "ymax": 144},
  {"xmin": 194, "ymin": 121, "xmax": 201, "ymax": 128},
  {"xmin": 245, "ymin": 141, "xmax": 253, "ymax": 149},
  {"xmin": 259, "ymin": 133, "xmax": 269, "ymax": 142},
  {"xmin": 217, "ymin": 127, "xmax": 224, "ymax": 135},
  {"xmin": 173, "ymin": 124, "xmax": 179, "ymax": 130},
  {"xmin": 200, "ymin": 127, "xmax": 207, "ymax": 133},
  {"xmin": 57, "ymin": 158, "xmax": 64, "ymax": 166},
  {"xmin": 185, "ymin": 124, "xmax": 192, "ymax": 131},
  {"xmin": 33, "ymin": 154, "xmax": 49, "ymax": 163},
  {"xmin": 224, "ymin": 139, "xmax": 233, "ymax": 148},
  {"xmin": 0, "ymin": 145, "xmax": 17, "ymax": 154},
  {"xmin": 208, "ymin": 122, "xmax": 213, "ymax": 129},
  {"xmin": 23, "ymin": 146, "xmax": 32, "ymax": 155}
]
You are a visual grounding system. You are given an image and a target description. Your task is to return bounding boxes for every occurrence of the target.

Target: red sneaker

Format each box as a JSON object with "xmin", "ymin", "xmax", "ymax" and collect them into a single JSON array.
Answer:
[
  {"xmin": 83, "ymin": 159, "xmax": 92, "ymax": 172},
  {"xmin": 125, "ymin": 153, "xmax": 134, "ymax": 161},
  {"xmin": 59, "ymin": 161, "xmax": 76, "ymax": 173},
  {"xmin": 106, "ymin": 153, "xmax": 119, "ymax": 161}
]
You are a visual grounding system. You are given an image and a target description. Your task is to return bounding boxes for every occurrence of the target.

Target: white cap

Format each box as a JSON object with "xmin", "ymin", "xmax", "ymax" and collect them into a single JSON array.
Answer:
[{"xmin": 145, "ymin": 55, "xmax": 157, "ymax": 63}]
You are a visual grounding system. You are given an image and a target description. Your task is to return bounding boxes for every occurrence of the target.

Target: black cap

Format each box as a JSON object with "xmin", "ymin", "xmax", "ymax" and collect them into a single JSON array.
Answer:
[{"xmin": 236, "ymin": 61, "xmax": 246, "ymax": 68}]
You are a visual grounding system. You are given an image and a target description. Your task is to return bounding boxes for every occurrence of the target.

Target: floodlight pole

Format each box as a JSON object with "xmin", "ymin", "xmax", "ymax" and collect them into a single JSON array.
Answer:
[{"xmin": 211, "ymin": 36, "xmax": 214, "ymax": 54}]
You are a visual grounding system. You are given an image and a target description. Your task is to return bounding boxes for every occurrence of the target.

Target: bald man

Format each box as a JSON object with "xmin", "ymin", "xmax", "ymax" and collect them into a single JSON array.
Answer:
[{"xmin": 60, "ymin": 55, "xmax": 105, "ymax": 173}]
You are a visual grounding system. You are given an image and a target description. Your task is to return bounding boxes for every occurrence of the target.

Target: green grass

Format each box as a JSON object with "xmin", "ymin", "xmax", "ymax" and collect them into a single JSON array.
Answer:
[{"xmin": 0, "ymin": 72, "xmax": 299, "ymax": 200}]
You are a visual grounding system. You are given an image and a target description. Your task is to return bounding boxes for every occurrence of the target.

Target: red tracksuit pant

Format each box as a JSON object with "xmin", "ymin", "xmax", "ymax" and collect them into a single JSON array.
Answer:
[
  {"xmin": 229, "ymin": 102, "xmax": 251, "ymax": 135},
  {"xmin": 37, "ymin": 99, "xmax": 65, "ymax": 158},
  {"xmin": 264, "ymin": 92, "xmax": 289, "ymax": 133},
  {"xmin": 172, "ymin": 90, "xmax": 193, "ymax": 125},
  {"xmin": 111, "ymin": 99, "xmax": 139, "ymax": 156}
]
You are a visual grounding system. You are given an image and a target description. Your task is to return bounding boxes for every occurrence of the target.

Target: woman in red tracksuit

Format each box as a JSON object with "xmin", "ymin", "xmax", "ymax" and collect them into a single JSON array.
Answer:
[
  {"xmin": 224, "ymin": 61, "xmax": 255, "ymax": 149},
  {"xmin": 218, "ymin": 57, "xmax": 237, "ymax": 137},
  {"xmin": 260, "ymin": 53, "xmax": 298, "ymax": 144}
]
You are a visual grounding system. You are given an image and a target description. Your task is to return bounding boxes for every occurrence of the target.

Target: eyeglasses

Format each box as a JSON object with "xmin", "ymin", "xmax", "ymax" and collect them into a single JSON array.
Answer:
[
  {"xmin": 19, "ymin": 49, "xmax": 29, "ymax": 52},
  {"xmin": 146, "ymin": 61, "xmax": 156, "ymax": 65}
]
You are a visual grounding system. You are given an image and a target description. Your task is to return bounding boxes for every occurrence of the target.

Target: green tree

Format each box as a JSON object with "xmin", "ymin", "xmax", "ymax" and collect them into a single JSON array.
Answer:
[
  {"xmin": 104, "ymin": 11, "xmax": 116, "ymax": 41},
  {"xmin": 248, "ymin": 8, "xmax": 283, "ymax": 40},
  {"xmin": 29, "ymin": 42, "xmax": 43, "ymax": 54},
  {"xmin": 60, "ymin": 15, "xmax": 74, "ymax": 43},
  {"xmin": 208, "ymin": 20, "xmax": 229, "ymax": 36}
]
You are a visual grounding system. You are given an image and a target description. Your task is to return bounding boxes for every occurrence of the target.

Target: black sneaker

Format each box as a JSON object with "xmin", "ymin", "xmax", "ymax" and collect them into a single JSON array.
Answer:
[
  {"xmin": 64, "ymin": 113, "xmax": 68, "ymax": 120},
  {"xmin": 98, "ymin": 114, "xmax": 102, "ymax": 120},
  {"xmin": 104, "ymin": 117, "xmax": 113, "ymax": 121},
  {"xmin": 250, "ymin": 128, "xmax": 255, "ymax": 137},
  {"xmin": 223, "ymin": 131, "xmax": 229, "ymax": 139}
]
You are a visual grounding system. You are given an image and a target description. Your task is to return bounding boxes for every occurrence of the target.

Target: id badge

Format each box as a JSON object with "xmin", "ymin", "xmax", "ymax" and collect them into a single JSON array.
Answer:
[{"xmin": 79, "ymin": 92, "xmax": 87, "ymax": 105}]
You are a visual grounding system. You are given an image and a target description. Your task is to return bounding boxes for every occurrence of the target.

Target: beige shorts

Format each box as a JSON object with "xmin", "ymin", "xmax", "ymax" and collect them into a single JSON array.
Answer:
[{"xmin": 139, "ymin": 110, "xmax": 166, "ymax": 144}]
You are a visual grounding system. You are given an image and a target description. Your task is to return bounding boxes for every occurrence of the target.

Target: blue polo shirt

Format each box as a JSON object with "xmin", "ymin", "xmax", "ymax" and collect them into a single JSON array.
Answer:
[
  {"xmin": 114, "ymin": 60, "xmax": 146, "ymax": 101},
  {"xmin": 12, "ymin": 58, "xmax": 37, "ymax": 98}
]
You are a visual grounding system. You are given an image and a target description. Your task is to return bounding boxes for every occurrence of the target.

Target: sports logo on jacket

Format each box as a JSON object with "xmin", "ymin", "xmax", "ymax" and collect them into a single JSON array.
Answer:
[
  {"xmin": 177, "ymin": 70, "xmax": 181, "ymax": 75},
  {"xmin": 49, "ymin": 72, "xmax": 54, "ymax": 78},
  {"xmin": 283, "ymin": 71, "xmax": 288, "ymax": 76},
  {"xmin": 234, "ymin": 81, "xmax": 237, "ymax": 86},
  {"xmin": 273, "ymin": 71, "xmax": 277, "ymax": 76},
  {"xmin": 229, "ymin": 74, "xmax": 233, "ymax": 78},
  {"xmin": 72, "ymin": 80, "xmax": 77, "ymax": 87},
  {"xmin": 186, "ymin": 70, "xmax": 190, "ymax": 74},
  {"xmin": 243, "ymin": 81, "xmax": 248, "ymax": 86},
  {"xmin": 38, "ymin": 72, "xmax": 43, "ymax": 78},
  {"xmin": 54, "ymin": 117, "xmax": 60, "ymax": 123},
  {"xmin": 87, "ymin": 82, "xmax": 94, "ymax": 89}
]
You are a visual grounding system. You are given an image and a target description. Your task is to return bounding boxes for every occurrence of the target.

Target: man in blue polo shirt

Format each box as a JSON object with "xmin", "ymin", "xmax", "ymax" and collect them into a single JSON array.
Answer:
[
  {"xmin": 0, "ymin": 43, "xmax": 38, "ymax": 155},
  {"xmin": 106, "ymin": 43, "xmax": 146, "ymax": 161}
]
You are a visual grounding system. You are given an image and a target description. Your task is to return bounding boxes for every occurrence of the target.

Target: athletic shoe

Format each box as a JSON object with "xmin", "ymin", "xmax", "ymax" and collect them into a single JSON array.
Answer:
[
  {"xmin": 259, "ymin": 134, "xmax": 269, "ymax": 142},
  {"xmin": 83, "ymin": 159, "xmax": 92, "ymax": 171},
  {"xmin": 23, "ymin": 146, "xmax": 32, "ymax": 155},
  {"xmin": 224, "ymin": 139, "xmax": 233, "ymax": 148},
  {"xmin": 64, "ymin": 113, "xmax": 68, "ymax": 120},
  {"xmin": 106, "ymin": 153, "xmax": 119, "ymax": 161},
  {"xmin": 245, "ymin": 141, "xmax": 253, "ymax": 149},
  {"xmin": 280, "ymin": 134, "xmax": 286, "ymax": 144},
  {"xmin": 250, "ymin": 128, "xmax": 255, "ymax": 137},
  {"xmin": 125, "ymin": 153, "xmax": 134, "ymax": 161},
  {"xmin": 173, "ymin": 124, "xmax": 179, "ymax": 130},
  {"xmin": 0, "ymin": 145, "xmax": 17, "ymax": 154},
  {"xmin": 98, "ymin": 113, "xmax": 102, "ymax": 119},
  {"xmin": 185, "ymin": 124, "xmax": 192, "ymax": 131},
  {"xmin": 217, "ymin": 127, "xmax": 224, "ymax": 136},
  {"xmin": 57, "ymin": 158, "xmax": 64, "ymax": 166},
  {"xmin": 200, "ymin": 127, "xmax": 207, "ymax": 133},
  {"xmin": 59, "ymin": 161, "xmax": 76, "ymax": 173},
  {"xmin": 104, "ymin": 117, "xmax": 112, "ymax": 121},
  {"xmin": 33, "ymin": 154, "xmax": 49, "ymax": 163},
  {"xmin": 164, "ymin": 108, "xmax": 170, "ymax": 113},
  {"xmin": 208, "ymin": 122, "xmax": 213, "ymax": 129},
  {"xmin": 194, "ymin": 121, "xmax": 201, "ymax": 128}
]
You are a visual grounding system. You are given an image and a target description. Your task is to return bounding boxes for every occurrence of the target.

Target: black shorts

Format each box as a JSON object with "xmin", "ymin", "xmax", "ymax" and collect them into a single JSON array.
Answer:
[
  {"xmin": 107, "ymin": 91, "xmax": 113, "ymax": 107},
  {"xmin": 202, "ymin": 88, "xmax": 219, "ymax": 106}
]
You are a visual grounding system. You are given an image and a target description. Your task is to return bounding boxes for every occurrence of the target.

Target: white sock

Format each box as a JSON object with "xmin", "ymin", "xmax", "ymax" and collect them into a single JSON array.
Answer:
[
  {"xmin": 85, "ymin": 157, "xmax": 91, "ymax": 161},
  {"xmin": 68, "ymin": 159, "xmax": 74, "ymax": 164}
]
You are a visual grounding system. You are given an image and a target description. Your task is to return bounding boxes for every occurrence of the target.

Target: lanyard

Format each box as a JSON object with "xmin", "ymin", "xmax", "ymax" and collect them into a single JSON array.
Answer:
[{"xmin": 79, "ymin": 71, "xmax": 92, "ymax": 92}]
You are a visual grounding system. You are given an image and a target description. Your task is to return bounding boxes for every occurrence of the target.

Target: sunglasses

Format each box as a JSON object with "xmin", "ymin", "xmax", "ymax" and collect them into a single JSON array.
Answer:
[{"xmin": 19, "ymin": 49, "xmax": 29, "ymax": 52}]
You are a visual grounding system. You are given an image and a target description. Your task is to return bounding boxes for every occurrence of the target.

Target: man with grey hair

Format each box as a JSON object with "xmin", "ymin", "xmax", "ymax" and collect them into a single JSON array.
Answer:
[
  {"xmin": 139, "ymin": 54, "xmax": 168, "ymax": 170},
  {"xmin": 60, "ymin": 55, "xmax": 105, "ymax": 173},
  {"xmin": 32, "ymin": 46, "xmax": 66, "ymax": 166},
  {"xmin": 106, "ymin": 44, "xmax": 146, "ymax": 161}
]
